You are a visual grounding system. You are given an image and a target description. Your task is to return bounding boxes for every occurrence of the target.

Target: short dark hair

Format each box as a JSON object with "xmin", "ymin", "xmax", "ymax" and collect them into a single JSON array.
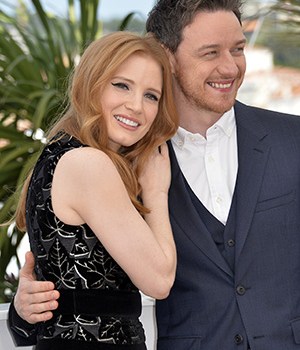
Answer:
[{"xmin": 146, "ymin": 0, "xmax": 243, "ymax": 53}]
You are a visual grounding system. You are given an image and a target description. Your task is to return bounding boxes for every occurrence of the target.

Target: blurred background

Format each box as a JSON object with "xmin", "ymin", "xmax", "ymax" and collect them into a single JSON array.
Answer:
[{"xmin": 0, "ymin": 0, "xmax": 299, "ymax": 303}]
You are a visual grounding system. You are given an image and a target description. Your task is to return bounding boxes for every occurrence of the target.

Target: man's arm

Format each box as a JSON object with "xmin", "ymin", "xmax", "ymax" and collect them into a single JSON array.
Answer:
[
  {"xmin": 7, "ymin": 251, "xmax": 60, "ymax": 346},
  {"xmin": 7, "ymin": 300, "xmax": 37, "ymax": 346}
]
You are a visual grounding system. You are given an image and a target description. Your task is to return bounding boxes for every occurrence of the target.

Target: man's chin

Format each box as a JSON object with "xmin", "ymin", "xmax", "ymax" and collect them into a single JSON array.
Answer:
[
  {"xmin": 211, "ymin": 103, "xmax": 234, "ymax": 115},
  {"xmin": 216, "ymin": 97, "xmax": 236, "ymax": 113}
]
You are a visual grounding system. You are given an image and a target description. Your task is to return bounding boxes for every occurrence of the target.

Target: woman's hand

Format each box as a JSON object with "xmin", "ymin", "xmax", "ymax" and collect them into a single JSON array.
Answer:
[{"xmin": 139, "ymin": 142, "xmax": 171, "ymax": 202}]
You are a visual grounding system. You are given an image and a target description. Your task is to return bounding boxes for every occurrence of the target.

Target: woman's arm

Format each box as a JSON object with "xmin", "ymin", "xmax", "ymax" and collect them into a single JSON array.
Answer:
[
  {"xmin": 52, "ymin": 145, "xmax": 176, "ymax": 299},
  {"xmin": 10, "ymin": 144, "xmax": 176, "ymax": 331}
]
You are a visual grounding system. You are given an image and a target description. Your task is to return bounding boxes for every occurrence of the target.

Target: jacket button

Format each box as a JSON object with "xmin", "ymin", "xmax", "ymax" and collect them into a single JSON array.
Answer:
[
  {"xmin": 234, "ymin": 334, "xmax": 244, "ymax": 344},
  {"xmin": 227, "ymin": 239, "xmax": 235, "ymax": 247},
  {"xmin": 236, "ymin": 285, "xmax": 246, "ymax": 295}
]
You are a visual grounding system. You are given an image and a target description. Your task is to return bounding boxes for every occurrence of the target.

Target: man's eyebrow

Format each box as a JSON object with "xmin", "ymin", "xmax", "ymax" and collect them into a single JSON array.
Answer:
[
  {"xmin": 236, "ymin": 39, "xmax": 247, "ymax": 45},
  {"xmin": 197, "ymin": 44, "xmax": 220, "ymax": 52},
  {"xmin": 196, "ymin": 39, "xmax": 247, "ymax": 53}
]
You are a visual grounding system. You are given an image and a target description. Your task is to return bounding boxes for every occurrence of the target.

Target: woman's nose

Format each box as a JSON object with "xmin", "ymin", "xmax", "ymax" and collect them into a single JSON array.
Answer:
[{"xmin": 124, "ymin": 94, "xmax": 143, "ymax": 114}]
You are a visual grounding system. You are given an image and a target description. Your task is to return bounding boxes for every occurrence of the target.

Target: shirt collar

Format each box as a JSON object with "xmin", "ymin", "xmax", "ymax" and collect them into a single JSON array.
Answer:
[
  {"xmin": 172, "ymin": 107, "xmax": 236, "ymax": 148},
  {"xmin": 213, "ymin": 107, "xmax": 236, "ymax": 137}
]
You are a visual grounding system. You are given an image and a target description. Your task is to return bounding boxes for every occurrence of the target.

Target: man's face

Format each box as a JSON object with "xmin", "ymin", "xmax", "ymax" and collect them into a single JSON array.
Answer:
[{"xmin": 170, "ymin": 10, "xmax": 246, "ymax": 116}]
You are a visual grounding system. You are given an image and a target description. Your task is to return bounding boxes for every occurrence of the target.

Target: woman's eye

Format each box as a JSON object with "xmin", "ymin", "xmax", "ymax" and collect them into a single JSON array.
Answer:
[
  {"xmin": 111, "ymin": 82, "xmax": 129, "ymax": 90},
  {"xmin": 145, "ymin": 93, "xmax": 159, "ymax": 102}
]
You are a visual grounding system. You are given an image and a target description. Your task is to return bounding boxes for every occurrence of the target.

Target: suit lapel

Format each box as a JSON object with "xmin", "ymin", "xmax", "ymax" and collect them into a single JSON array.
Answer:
[
  {"xmin": 234, "ymin": 102, "xmax": 271, "ymax": 262},
  {"xmin": 168, "ymin": 142, "xmax": 233, "ymax": 277},
  {"xmin": 168, "ymin": 101, "xmax": 271, "ymax": 275}
]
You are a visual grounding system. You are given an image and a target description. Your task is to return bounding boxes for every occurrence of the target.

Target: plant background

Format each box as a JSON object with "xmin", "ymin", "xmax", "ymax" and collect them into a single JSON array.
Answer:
[{"xmin": 0, "ymin": 0, "xmax": 299, "ymax": 302}]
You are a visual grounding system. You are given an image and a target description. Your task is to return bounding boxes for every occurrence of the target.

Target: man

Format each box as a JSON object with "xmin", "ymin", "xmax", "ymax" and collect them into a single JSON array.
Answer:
[{"xmin": 8, "ymin": 0, "xmax": 300, "ymax": 349}]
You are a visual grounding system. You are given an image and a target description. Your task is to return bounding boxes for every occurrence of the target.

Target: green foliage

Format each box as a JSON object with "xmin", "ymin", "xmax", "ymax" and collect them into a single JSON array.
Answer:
[
  {"xmin": 254, "ymin": 0, "xmax": 300, "ymax": 68},
  {"xmin": 103, "ymin": 16, "xmax": 146, "ymax": 34},
  {"xmin": 0, "ymin": 0, "xmax": 103, "ymax": 303}
]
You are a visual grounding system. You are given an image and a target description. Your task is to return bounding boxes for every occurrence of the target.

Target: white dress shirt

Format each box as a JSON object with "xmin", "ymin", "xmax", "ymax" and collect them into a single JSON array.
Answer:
[{"xmin": 171, "ymin": 108, "xmax": 238, "ymax": 224}]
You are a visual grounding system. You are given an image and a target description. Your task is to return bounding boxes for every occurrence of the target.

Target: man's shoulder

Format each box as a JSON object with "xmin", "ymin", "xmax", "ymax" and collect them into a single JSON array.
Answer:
[{"xmin": 235, "ymin": 100, "xmax": 300, "ymax": 126}]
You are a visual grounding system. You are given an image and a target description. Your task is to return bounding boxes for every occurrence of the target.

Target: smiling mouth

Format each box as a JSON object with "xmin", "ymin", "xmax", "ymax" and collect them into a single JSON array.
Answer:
[
  {"xmin": 208, "ymin": 82, "xmax": 233, "ymax": 89},
  {"xmin": 114, "ymin": 115, "xmax": 140, "ymax": 127}
]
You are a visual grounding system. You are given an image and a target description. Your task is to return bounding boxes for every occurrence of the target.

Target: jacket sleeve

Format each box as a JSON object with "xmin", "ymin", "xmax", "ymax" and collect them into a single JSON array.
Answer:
[{"xmin": 7, "ymin": 298, "xmax": 37, "ymax": 346}]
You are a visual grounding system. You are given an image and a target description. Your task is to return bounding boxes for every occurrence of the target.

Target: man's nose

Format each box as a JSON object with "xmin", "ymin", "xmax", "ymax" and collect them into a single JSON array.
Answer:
[{"xmin": 217, "ymin": 52, "xmax": 239, "ymax": 76}]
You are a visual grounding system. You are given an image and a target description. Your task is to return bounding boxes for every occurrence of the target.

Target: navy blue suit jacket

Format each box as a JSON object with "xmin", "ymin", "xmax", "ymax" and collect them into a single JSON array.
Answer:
[{"xmin": 156, "ymin": 101, "xmax": 300, "ymax": 350}]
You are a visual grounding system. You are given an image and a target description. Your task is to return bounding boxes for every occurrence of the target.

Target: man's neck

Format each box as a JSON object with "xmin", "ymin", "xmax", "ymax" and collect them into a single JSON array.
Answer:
[{"xmin": 178, "ymin": 106, "xmax": 224, "ymax": 137}]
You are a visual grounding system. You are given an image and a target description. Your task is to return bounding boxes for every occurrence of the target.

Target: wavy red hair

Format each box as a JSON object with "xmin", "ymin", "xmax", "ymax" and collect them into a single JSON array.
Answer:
[{"xmin": 15, "ymin": 31, "xmax": 178, "ymax": 230}]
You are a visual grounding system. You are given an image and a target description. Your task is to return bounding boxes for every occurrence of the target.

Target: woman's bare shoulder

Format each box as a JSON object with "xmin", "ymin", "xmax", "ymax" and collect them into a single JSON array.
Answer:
[{"xmin": 59, "ymin": 146, "xmax": 116, "ymax": 172}]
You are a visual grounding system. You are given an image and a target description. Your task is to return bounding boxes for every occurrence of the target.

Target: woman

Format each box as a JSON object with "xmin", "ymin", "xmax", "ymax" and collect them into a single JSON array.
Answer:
[{"xmin": 9, "ymin": 31, "xmax": 178, "ymax": 349}]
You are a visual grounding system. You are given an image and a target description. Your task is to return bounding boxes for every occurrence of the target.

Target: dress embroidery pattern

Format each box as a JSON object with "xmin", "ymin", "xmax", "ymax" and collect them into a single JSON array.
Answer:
[{"xmin": 25, "ymin": 133, "xmax": 145, "ymax": 345}]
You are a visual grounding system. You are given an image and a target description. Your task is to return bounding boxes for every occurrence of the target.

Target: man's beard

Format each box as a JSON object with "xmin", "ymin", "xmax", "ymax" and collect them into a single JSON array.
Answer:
[{"xmin": 174, "ymin": 70, "xmax": 238, "ymax": 115}]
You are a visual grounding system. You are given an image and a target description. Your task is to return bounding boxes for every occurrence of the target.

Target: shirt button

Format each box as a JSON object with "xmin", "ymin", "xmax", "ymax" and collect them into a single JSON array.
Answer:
[
  {"xmin": 216, "ymin": 196, "xmax": 223, "ymax": 204},
  {"xmin": 227, "ymin": 239, "xmax": 235, "ymax": 247},
  {"xmin": 236, "ymin": 285, "xmax": 246, "ymax": 295},
  {"xmin": 234, "ymin": 334, "xmax": 244, "ymax": 344},
  {"xmin": 208, "ymin": 155, "xmax": 214, "ymax": 162}
]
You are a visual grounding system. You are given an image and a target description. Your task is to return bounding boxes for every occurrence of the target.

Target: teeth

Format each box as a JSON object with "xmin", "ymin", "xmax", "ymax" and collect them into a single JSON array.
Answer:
[
  {"xmin": 209, "ymin": 82, "xmax": 232, "ymax": 89},
  {"xmin": 115, "ymin": 115, "xmax": 139, "ymax": 127}
]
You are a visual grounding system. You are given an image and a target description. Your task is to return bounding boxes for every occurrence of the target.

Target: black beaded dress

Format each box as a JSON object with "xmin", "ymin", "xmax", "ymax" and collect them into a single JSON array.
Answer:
[{"xmin": 24, "ymin": 132, "xmax": 146, "ymax": 350}]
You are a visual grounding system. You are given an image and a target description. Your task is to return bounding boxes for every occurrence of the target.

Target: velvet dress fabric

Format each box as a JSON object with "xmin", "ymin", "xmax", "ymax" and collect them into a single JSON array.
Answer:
[{"xmin": 22, "ymin": 132, "xmax": 146, "ymax": 350}]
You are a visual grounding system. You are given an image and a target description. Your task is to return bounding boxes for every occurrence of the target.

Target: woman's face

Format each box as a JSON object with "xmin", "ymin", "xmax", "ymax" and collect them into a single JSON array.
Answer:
[{"xmin": 101, "ymin": 53, "xmax": 163, "ymax": 151}]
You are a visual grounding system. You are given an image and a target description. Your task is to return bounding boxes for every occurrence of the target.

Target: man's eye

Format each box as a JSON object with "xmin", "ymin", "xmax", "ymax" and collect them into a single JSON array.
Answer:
[
  {"xmin": 111, "ymin": 82, "xmax": 129, "ymax": 90},
  {"xmin": 145, "ymin": 93, "xmax": 159, "ymax": 102},
  {"xmin": 232, "ymin": 47, "xmax": 245, "ymax": 55},
  {"xmin": 205, "ymin": 51, "xmax": 217, "ymax": 57}
]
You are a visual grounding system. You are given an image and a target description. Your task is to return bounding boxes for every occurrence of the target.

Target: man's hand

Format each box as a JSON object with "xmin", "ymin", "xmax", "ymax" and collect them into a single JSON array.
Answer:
[{"xmin": 14, "ymin": 251, "xmax": 60, "ymax": 324}]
